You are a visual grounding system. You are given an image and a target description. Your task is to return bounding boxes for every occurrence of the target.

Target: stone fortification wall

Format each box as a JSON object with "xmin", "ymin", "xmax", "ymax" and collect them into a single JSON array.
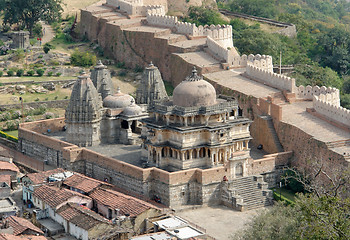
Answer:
[
  {"xmin": 296, "ymin": 85, "xmax": 340, "ymax": 103},
  {"xmin": 313, "ymin": 94, "xmax": 350, "ymax": 127},
  {"xmin": 146, "ymin": 13, "xmax": 233, "ymax": 48},
  {"xmin": 0, "ymin": 100, "xmax": 69, "ymax": 111},
  {"xmin": 206, "ymin": 36, "xmax": 239, "ymax": 65},
  {"xmin": 246, "ymin": 63, "xmax": 295, "ymax": 92},
  {"xmin": 106, "ymin": 0, "xmax": 165, "ymax": 16}
]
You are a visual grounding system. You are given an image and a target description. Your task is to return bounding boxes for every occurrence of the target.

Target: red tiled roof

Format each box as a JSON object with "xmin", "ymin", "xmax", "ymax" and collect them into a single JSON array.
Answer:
[
  {"xmin": 0, "ymin": 161, "xmax": 19, "ymax": 173},
  {"xmin": 26, "ymin": 168, "xmax": 65, "ymax": 185},
  {"xmin": 63, "ymin": 173, "xmax": 112, "ymax": 193},
  {"xmin": 0, "ymin": 175, "xmax": 11, "ymax": 187},
  {"xmin": 89, "ymin": 188, "xmax": 159, "ymax": 217},
  {"xmin": 0, "ymin": 233, "xmax": 47, "ymax": 240},
  {"xmin": 5, "ymin": 216, "xmax": 43, "ymax": 236},
  {"xmin": 33, "ymin": 185, "xmax": 91, "ymax": 209},
  {"xmin": 56, "ymin": 203, "xmax": 110, "ymax": 230}
]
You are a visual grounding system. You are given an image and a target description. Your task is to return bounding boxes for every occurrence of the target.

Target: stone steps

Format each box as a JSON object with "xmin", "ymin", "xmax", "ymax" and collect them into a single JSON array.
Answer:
[
  {"xmin": 225, "ymin": 176, "xmax": 273, "ymax": 211},
  {"xmin": 261, "ymin": 115, "xmax": 284, "ymax": 152}
]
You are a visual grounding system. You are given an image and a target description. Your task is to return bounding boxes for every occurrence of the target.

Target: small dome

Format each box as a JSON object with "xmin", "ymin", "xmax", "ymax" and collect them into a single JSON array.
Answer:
[
  {"xmin": 122, "ymin": 104, "xmax": 143, "ymax": 116},
  {"xmin": 173, "ymin": 67, "xmax": 216, "ymax": 107},
  {"xmin": 103, "ymin": 87, "xmax": 135, "ymax": 109}
]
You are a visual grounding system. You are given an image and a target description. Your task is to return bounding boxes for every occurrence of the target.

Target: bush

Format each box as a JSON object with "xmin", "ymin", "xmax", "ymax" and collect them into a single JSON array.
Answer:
[
  {"xmin": 16, "ymin": 69, "xmax": 24, "ymax": 77},
  {"xmin": 33, "ymin": 23, "xmax": 43, "ymax": 38},
  {"xmin": 43, "ymin": 43, "xmax": 54, "ymax": 54},
  {"xmin": 43, "ymin": 112, "xmax": 55, "ymax": 119},
  {"xmin": 11, "ymin": 110, "xmax": 21, "ymax": 119},
  {"xmin": 56, "ymin": 72, "xmax": 62, "ymax": 77},
  {"xmin": 4, "ymin": 120, "xmax": 20, "ymax": 131},
  {"xmin": 7, "ymin": 70, "xmax": 14, "ymax": 76},
  {"xmin": 0, "ymin": 71, "xmax": 3, "ymax": 77},
  {"xmin": 36, "ymin": 68, "xmax": 45, "ymax": 76},
  {"xmin": 0, "ymin": 112, "xmax": 11, "ymax": 121},
  {"xmin": 47, "ymin": 71, "xmax": 53, "ymax": 77},
  {"xmin": 38, "ymin": 55, "xmax": 43, "ymax": 59},
  {"xmin": 27, "ymin": 70, "xmax": 35, "ymax": 76},
  {"xmin": 118, "ymin": 70, "xmax": 127, "ymax": 77},
  {"xmin": 70, "ymin": 49, "xmax": 97, "ymax": 67}
]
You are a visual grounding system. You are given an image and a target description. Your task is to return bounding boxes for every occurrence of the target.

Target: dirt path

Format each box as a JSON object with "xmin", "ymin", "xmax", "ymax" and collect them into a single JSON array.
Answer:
[{"xmin": 41, "ymin": 21, "xmax": 55, "ymax": 44}]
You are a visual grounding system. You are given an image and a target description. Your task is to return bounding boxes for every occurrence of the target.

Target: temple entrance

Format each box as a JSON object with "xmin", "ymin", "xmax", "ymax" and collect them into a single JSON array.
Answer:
[{"xmin": 121, "ymin": 120, "xmax": 128, "ymax": 129}]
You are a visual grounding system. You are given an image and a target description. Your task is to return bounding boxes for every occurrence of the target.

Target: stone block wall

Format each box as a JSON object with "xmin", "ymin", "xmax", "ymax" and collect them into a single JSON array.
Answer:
[
  {"xmin": 297, "ymin": 85, "xmax": 340, "ymax": 103},
  {"xmin": 313, "ymin": 94, "xmax": 350, "ymax": 127},
  {"xmin": 246, "ymin": 63, "xmax": 296, "ymax": 92}
]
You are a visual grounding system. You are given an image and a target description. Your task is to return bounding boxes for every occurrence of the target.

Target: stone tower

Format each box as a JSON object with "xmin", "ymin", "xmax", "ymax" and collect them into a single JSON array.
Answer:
[
  {"xmin": 65, "ymin": 72, "xmax": 102, "ymax": 147},
  {"xmin": 136, "ymin": 62, "xmax": 168, "ymax": 106},
  {"xmin": 90, "ymin": 60, "xmax": 113, "ymax": 100}
]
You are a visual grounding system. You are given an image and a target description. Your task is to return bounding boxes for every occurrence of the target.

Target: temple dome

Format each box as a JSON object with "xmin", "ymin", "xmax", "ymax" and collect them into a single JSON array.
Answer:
[
  {"xmin": 103, "ymin": 87, "xmax": 135, "ymax": 109},
  {"xmin": 122, "ymin": 103, "xmax": 142, "ymax": 116},
  {"xmin": 173, "ymin": 67, "xmax": 216, "ymax": 107}
]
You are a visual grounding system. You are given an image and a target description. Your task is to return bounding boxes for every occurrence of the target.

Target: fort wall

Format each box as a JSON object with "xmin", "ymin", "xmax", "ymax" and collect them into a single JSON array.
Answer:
[
  {"xmin": 245, "ymin": 63, "xmax": 296, "ymax": 92},
  {"xmin": 297, "ymin": 85, "xmax": 340, "ymax": 103},
  {"xmin": 313, "ymin": 94, "xmax": 350, "ymax": 127}
]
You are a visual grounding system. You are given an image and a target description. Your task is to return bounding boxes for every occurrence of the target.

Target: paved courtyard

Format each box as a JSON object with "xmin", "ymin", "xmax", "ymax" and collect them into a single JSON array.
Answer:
[{"xmin": 176, "ymin": 205, "xmax": 269, "ymax": 240}]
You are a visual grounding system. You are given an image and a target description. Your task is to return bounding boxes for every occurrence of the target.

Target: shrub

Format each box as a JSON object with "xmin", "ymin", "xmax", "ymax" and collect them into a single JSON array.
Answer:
[
  {"xmin": 118, "ymin": 70, "xmax": 127, "ymax": 77},
  {"xmin": 7, "ymin": 70, "xmax": 14, "ymax": 76},
  {"xmin": 34, "ymin": 98, "xmax": 40, "ymax": 101},
  {"xmin": 24, "ymin": 116, "xmax": 34, "ymax": 122},
  {"xmin": 70, "ymin": 49, "xmax": 97, "ymax": 67},
  {"xmin": 43, "ymin": 43, "xmax": 55, "ymax": 54},
  {"xmin": 134, "ymin": 65, "xmax": 143, "ymax": 73},
  {"xmin": 56, "ymin": 72, "xmax": 62, "ymax": 77},
  {"xmin": 27, "ymin": 70, "xmax": 35, "ymax": 76},
  {"xmin": 5, "ymin": 120, "xmax": 20, "ymax": 131},
  {"xmin": 116, "ymin": 61, "xmax": 125, "ymax": 68},
  {"xmin": 36, "ymin": 68, "xmax": 45, "ymax": 76},
  {"xmin": 47, "ymin": 71, "xmax": 53, "ymax": 76},
  {"xmin": 0, "ymin": 112, "xmax": 11, "ymax": 121},
  {"xmin": 0, "ymin": 71, "xmax": 3, "ymax": 77},
  {"xmin": 33, "ymin": 22, "xmax": 43, "ymax": 38},
  {"xmin": 38, "ymin": 55, "xmax": 43, "ymax": 59},
  {"xmin": 12, "ymin": 49, "xmax": 25, "ymax": 62},
  {"xmin": 43, "ymin": 112, "xmax": 55, "ymax": 119},
  {"xmin": 12, "ymin": 110, "xmax": 21, "ymax": 119},
  {"xmin": 16, "ymin": 69, "xmax": 24, "ymax": 77}
]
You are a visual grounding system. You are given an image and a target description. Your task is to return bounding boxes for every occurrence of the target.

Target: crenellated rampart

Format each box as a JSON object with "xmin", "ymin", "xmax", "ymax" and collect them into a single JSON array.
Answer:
[
  {"xmin": 296, "ymin": 85, "xmax": 340, "ymax": 103},
  {"xmin": 313, "ymin": 94, "xmax": 350, "ymax": 127},
  {"xmin": 246, "ymin": 63, "xmax": 295, "ymax": 92},
  {"xmin": 106, "ymin": 0, "xmax": 165, "ymax": 16}
]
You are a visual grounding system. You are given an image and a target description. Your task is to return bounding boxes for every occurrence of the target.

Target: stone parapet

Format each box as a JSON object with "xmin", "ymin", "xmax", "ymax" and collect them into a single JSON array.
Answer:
[
  {"xmin": 313, "ymin": 94, "xmax": 350, "ymax": 127},
  {"xmin": 246, "ymin": 63, "xmax": 295, "ymax": 93},
  {"xmin": 297, "ymin": 85, "xmax": 340, "ymax": 103}
]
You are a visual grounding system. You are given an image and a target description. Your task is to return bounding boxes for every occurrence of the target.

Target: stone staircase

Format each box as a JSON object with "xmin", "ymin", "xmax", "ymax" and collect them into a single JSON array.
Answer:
[
  {"xmin": 221, "ymin": 176, "xmax": 273, "ymax": 211},
  {"xmin": 261, "ymin": 115, "xmax": 284, "ymax": 152}
]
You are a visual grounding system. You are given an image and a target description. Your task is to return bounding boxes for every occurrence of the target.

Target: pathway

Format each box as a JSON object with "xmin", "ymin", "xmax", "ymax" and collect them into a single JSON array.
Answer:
[{"xmin": 40, "ymin": 22, "xmax": 55, "ymax": 44}]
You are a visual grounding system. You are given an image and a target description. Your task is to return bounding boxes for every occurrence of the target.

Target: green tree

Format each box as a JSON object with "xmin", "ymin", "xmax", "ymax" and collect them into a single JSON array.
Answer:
[
  {"xmin": 184, "ymin": 6, "xmax": 227, "ymax": 26},
  {"xmin": 1, "ymin": 0, "xmax": 63, "ymax": 36},
  {"xmin": 234, "ymin": 194, "xmax": 350, "ymax": 240},
  {"xmin": 228, "ymin": 0, "xmax": 277, "ymax": 18}
]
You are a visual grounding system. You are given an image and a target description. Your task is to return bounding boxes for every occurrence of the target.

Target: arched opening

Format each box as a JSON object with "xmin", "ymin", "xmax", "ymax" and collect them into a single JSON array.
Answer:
[
  {"xmin": 169, "ymin": 148, "xmax": 173, "ymax": 158},
  {"xmin": 192, "ymin": 149, "xmax": 197, "ymax": 159},
  {"xmin": 162, "ymin": 148, "xmax": 166, "ymax": 157},
  {"xmin": 152, "ymin": 149, "xmax": 157, "ymax": 163},
  {"xmin": 131, "ymin": 120, "xmax": 137, "ymax": 132}
]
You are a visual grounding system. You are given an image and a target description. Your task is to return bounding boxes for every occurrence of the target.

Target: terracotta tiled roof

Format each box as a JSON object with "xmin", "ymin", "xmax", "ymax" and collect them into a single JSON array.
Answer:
[
  {"xmin": 26, "ymin": 168, "xmax": 66, "ymax": 185},
  {"xmin": 33, "ymin": 185, "xmax": 91, "ymax": 209},
  {"xmin": 5, "ymin": 216, "xmax": 43, "ymax": 236},
  {"xmin": 90, "ymin": 188, "xmax": 159, "ymax": 217},
  {"xmin": 0, "ymin": 161, "xmax": 19, "ymax": 173},
  {"xmin": 63, "ymin": 173, "xmax": 113, "ymax": 193},
  {"xmin": 0, "ymin": 175, "xmax": 11, "ymax": 187},
  {"xmin": 0, "ymin": 233, "xmax": 47, "ymax": 240},
  {"xmin": 56, "ymin": 203, "xmax": 110, "ymax": 230}
]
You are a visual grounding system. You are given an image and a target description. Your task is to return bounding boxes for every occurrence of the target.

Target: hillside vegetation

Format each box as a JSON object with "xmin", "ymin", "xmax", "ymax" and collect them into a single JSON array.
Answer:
[{"xmin": 184, "ymin": 0, "xmax": 350, "ymax": 108}]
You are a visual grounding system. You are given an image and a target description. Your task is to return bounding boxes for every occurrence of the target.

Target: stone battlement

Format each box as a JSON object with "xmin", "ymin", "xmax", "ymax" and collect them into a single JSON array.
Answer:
[
  {"xmin": 106, "ymin": 0, "xmax": 165, "ymax": 16},
  {"xmin": 146, "ymin": 13, "xmax": 233, "ymax": 48},
  {"xmin": 297, "ymin": 85, "xmax": 340, "ymax": 103},
  {"xmin": 313, "ymin": 93, "xmax": 349, "ymax": 127},
  {"xmin": 246, "ymin": 63, "xmax": 295, "ymax": 92}
]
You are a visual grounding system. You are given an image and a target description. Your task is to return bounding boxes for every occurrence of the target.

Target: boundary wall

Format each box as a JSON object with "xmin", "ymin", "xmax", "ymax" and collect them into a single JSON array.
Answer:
[
  {"xmin": 17, "ymin": 118, "xmax": 290, "ymax": 207},
  {"xmin": 296, "ymin": 85, "xmax": 340, "ymax": 103},
  {"xmin": 313, "ymin": 94, "xmax": 350, "ymax": 127},
  {"xmin": 246, "ymin": 63, "xmax": 296, "ymax": 92},
  {"xmin": 106, "ymin": 0, "xmax": 165, "ymax": 16},
  {"xmin": 146, "ymin": 13, "xmax": 233, "ymax": 48}
]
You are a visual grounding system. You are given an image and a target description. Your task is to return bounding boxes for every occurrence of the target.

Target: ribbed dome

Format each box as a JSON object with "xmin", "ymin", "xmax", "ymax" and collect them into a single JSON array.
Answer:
[
  {"xmin": 122, "ymin": 103, "xmax": 142, "ymax": 116},
  {"xmin": 65, "ymin": 73, "xmax": 102, "ymax": 123},
  {"xmin": 173, "ymin": 67, "xmax": 216, "ymax": 107},
  {"xmin": 103, "ymin": 87, "xmax": 135, "ymax": 109}
]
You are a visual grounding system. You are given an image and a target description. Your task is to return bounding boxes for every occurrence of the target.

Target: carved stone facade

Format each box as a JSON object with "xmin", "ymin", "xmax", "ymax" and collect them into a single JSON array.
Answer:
[
  {"xmin": 91, "ymin": 60, "xmax": 114, "ymax": 100},
  {"xmin": 141, "ymin": 68, "xmax": 252, "ymax": 175},
  {"xmin": 65, "ymin": 73, "xmax": 102, "ymax": 147},
  {"xmin": 136, "ymin": 62, "xmax": 168, "ymax": 106}
]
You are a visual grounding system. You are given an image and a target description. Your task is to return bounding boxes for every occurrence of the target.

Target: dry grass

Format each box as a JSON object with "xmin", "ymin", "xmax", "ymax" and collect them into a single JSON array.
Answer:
[{"xmin": 62, "ymin": 0, "xmax": 102, "ymax": 16}]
